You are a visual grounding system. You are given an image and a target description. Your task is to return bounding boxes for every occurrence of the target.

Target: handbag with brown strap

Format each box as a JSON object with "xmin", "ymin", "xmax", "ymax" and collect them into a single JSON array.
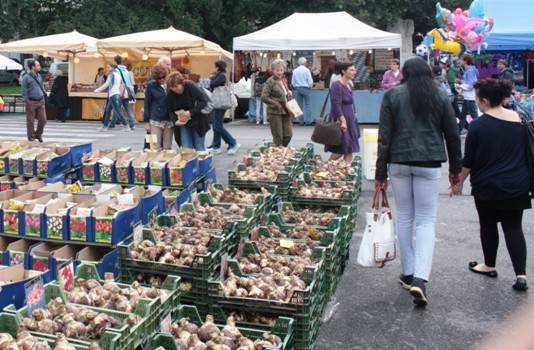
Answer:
[{"xmin": 311, "ymin": 87, "xmax": 343, "ymax": 146}]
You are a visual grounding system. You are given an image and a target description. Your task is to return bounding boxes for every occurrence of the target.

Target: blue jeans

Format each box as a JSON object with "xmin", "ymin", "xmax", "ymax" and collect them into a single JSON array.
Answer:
[
  {"xmin": 389, "ymin": 164, "xmax": 442, "ymax": 281},
  {"xmin": 180, "ymin": 125, "xmax": 205, "ymax": 151},
  {"xmin": 104, "ymin": 94, "xmax": 127, "ymax": 127},
  {"xmin": 459, "ymin": 99, "xmax": 478, "ymax": 132},
  {"xmin": 248, "ymin": 97, "xmax": 257, "ymax": 123},
  {"xmin": 294, "ymin": 87, "xmax": 312, "ymax": 125},
  {"xmin": 210, "ymin": 109, "xmax": 236, "ymax": 148},
  {"xmin": 120, "ymin": 99, "xmax": 136, "ymax": 129}
]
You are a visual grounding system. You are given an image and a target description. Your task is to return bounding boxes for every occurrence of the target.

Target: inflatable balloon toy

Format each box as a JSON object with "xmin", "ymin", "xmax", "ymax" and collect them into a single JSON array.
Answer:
[
  {"xmin": 426, "ymin": 28, "xmax": 465, "ymax": 56},
  {"xmin": 435, "ymin": 2, "xmax": 456, "ymax": 31},
  {"xmin": 416, "ymin": 44, "xmax": 430, "ymax": 57}
]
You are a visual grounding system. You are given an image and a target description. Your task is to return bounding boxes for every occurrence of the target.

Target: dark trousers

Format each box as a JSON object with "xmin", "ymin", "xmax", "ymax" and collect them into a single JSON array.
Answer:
[
  {"xmin": 26, "ymin": 99, "xmax": 47, "ymax": 140},
  {"xmin": 210, "ymin": 109, "xmax": 236, "ymax": 149},
  {"xmin": 475, "ymin": 199, "xmax": 527, "ymax": 275},
  {"xmin": 451, "ymin": 94, "xmax": 461, "ymax": 120},
  {"xmin": 56, "ymin": 108, "xmax": 68, "ymax": 122},
  {"xmin": 459, "ymin": 99, "xmax": 478, "ymax": 132},
  {"xmin": 269, "ymin": 114, "xmax": 293, "ymax": 146}
]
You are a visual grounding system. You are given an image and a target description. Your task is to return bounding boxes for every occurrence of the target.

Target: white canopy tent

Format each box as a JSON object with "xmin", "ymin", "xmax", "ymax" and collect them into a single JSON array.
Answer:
[
  {"xmin": 0, "ymin": 30, "xmax": 97, "ymax": 58},
  {"xmin": 233, "ymin": 12, "xmax": 402, "ymax": 51},
  {"xmin": 0, "ymin": 54, "xmax": 22, "ymax": 70}
]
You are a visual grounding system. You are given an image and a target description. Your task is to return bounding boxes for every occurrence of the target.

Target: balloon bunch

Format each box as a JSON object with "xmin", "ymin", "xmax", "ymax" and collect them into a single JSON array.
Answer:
[{"xmin": 416, "ymin": 0, "xmax": 494, "ymax": 57}]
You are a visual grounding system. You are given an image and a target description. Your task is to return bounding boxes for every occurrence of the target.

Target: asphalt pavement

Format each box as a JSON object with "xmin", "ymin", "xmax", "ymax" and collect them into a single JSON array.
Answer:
[{"xmin": 0, "ymin": 114, "xmax": 532, "ymax": 349}]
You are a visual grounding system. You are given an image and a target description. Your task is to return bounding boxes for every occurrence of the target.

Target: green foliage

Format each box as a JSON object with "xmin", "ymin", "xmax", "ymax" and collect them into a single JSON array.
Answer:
[{"xmin": 0, "ymin": 0, "xmax": 471, "ymax": 49}]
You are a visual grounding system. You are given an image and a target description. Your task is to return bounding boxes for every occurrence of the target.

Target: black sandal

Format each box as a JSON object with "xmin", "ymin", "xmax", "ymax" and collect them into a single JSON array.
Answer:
[
  {"xmin": 513, "ymin": 278, "xmax": 528, "ymax": 291},
  {"xmin": 468, "ymin": 261, "xmax": 498, "ymax": 278}
]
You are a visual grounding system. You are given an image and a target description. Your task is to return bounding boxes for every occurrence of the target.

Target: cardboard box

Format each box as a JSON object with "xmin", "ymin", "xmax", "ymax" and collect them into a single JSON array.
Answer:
[
  {"xmin": 81, "ymin": 149, "xmax": 113, "ymax": 182},
  {"xmin": 92, "ymin": 197, "xmax": 139, "ymax": 245},
  {"xmin": 76, "ymin": 246, "xmax": 118, "ymax": 279},
  {"xmin": 1, "ymin": 191, "xmax": 52, "ymax": 235},
  {"xmin": 6, "ymin": 239, "xmax": 31, "ymax": 266},
  {"xmin": 44, "ymin": 194, "xmax": 95, "ymax": 240},
  {"xmin": 17, "ymin": 148, "xmax": 51, "ymax": 176},
  {"xmin": 125, "ymin": 186, "xmax": 164, "ymax": 224},
  {"xmin": 0, "ymin": 142, "xmax": 31, "ymax": 175},
  {"xmin": 78, "ymin": 183, "xmax": 122, "ymax": 196},
  {"xmin": 97, "ymin": 148, "xmax": 131, "ymax": 183},
  {"xmin": 0, "ymin": 175, "xmax": 12, "ymax": 192},
  {"xmin": 35, "ymin": 147, "xmax": 71, "ymax": 178},
  {"xmin": 0, "ymin": 264, "xmax": 53, "ymax": 310},
  {"xmin": 149, "ymin": 151, "xmax": 177, "ymax": 186},
  {"xmin": 168, "ymin": 151, "xmax": 199, "ymax": 187},
  {"xmin": 17, "ymin": 180, "xmax": 46, "ymax": 191},
  {"xmin": 68, "ymin": 200, "xmax": 97, "ymax": 242},
  {"xmin": 28, "ymin": 242, "xmax": 62, "ymax": 272},
  {"xmin": 132, "ymin": 151, "xmax": 159, "ymax": 185},
  {"xmin": 0, "ymin": 236, "xmax": 17, "ymax": 265},
  {"xmin": 116, "ymin": 151, "xmax": 142, "ymax": 184}
]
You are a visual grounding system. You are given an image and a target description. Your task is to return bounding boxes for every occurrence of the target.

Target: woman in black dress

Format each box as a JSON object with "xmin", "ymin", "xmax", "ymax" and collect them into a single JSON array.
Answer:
[{"xmin": 454, "ymin": 78, "xmax": 531, "ymax": 291}]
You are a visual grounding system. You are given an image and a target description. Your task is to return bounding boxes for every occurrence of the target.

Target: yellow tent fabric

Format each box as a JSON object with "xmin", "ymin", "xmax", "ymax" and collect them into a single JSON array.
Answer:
[{"xmin": 97, "ymin": 26, "xmax": 232, "ymax": 59}]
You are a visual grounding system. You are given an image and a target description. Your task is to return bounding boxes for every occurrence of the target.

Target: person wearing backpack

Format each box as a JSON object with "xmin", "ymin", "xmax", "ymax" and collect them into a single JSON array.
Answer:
[
  {"xmin": 21, "ymin": 60, "xmax": 47, "ymax": 142},
  {"xmin": 114, "ymin": 55, "xmax": 136, "ymax": 131}
]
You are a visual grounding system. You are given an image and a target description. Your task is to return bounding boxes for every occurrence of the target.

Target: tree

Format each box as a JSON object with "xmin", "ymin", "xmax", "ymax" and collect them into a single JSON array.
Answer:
[{"xmin": 0, "ymin": 0, "xmax": 473, "ymax": 50}]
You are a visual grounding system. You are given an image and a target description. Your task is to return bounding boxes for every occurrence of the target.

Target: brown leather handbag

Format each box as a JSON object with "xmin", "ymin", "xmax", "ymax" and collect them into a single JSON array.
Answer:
[{"xmin": 311, "ymin": 90, "xmax": 343, "ymax": 146}]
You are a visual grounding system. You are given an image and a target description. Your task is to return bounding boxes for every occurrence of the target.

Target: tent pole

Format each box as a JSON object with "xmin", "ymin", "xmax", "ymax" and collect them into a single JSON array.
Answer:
[{"xmin": 232, "ymin": 49, "xmax": 236, "ymax": 83}]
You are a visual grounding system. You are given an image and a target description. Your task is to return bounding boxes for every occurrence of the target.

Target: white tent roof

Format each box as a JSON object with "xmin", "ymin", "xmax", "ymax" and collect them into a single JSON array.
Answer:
[
  {"xmin": 0, "ymin": 30, "xmax": 97, "ymax": 56},
  {"xmin": 97, "ymin": 27, "xmax": 232, "ymax": 59},
  {"xmin": 0, "ymin": 54, "xmax": 22, "ymax": 70},
  {"xmin": 234, "ymin": 12, "xmax": 401, "ymax": 51}
]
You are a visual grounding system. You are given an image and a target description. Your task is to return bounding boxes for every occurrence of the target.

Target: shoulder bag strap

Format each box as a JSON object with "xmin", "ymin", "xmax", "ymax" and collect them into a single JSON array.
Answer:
[
  {"xmin": 118, "ymin": 68, "xmax": 134, "ymax": 99},
  {"xmin": 319, "ymin": 90, "xmax": 331, "ymax": 119},
  {"xmin": 30, "ymin": 74, "xmax": 47, "ymax": 98}
]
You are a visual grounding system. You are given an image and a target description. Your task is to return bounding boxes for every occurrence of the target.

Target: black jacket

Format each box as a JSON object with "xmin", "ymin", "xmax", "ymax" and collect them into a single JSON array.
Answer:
[
  {"xmin": 498, "ymin": 68, "xmax": 514, "ymax": 81},
  {"xmin": 375, "ymin": 84, "xmax": 462, "ymax": 180},
  {"xmin": 49, "ymin": 76, "xmax": 69, "ymax": 109},
  {"xmin": 167, "ymin": 81, "xmax": 210, "ymax": 137},
  {"xmin": 144, "ymin": 81, "xmax": 169, "ymax": 122},
  {"xmin": 209, "ymin": 72, "xmax": 226, "ymax": 91}
]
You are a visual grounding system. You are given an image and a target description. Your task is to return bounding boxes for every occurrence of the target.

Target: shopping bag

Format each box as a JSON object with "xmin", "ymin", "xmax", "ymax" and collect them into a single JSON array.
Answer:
[
  {"xmin": 357, "ymin": 189, "xmax": 396, "ymax": 267},
  {"xmin": 212, "ymin": 86, "xmax": 233, "ymax": 110},
  {"xmin": 285, "ymin": 99, "xmax": 303, "ymax": 118}
]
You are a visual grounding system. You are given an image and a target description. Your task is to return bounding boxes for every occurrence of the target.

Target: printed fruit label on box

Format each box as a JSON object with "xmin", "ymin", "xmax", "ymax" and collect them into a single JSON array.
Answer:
[
  {"xmin": 100, "ymin": 165, "xmax": 112, "ymax": 182},
  {"xmin": 9, "ymin": 159, "xmax": 19, "ymax": 174},
  {"xmin": 4, "ymin": 210, "xmax": 19, "ymax": 234},
  {"xmin": 169, "ymin": 168, "xmax": 183, "ymax": 186},
  {"xmin": 32, "ymin": 256, "xmax": 49, "ymax": 272},
  {"xmin": 82, "ymin": 164, "xmax": 95, "ymax": 181},
  {"xmin": 25, "ymin": 213, "xmax": 41, "ymax": 237},
  {"xmin": 23, "ymin": 160, "xmax": 34, "ymax": 176},
  {"xmin": 47, "ymin": 215, "xmax": 64, "ymax": 240},
  {"xmin": 10, "ymin": 252, "xmax": 24, "ymax": 266},
  {"xmin": 70, "ymin": 217, "xmax": 87, "ymax": 241},
  {"xmin": 134, "ymin": 167, "xmax": 146, "ymax": 185},
  {"xmin": 0, "ymin": 159, "xmax": 6, "ymax": 173},
  {"xmin": 37, "ymin": 161, "xmax": 49, "ymax": 177},
  {"xmin": 95, "ymin": 217, "xmax": 113, "ymax": 243},
  {"xmin": 150, "ymin": 167, "xmax": 164, "ymax": 186},
  {"xmin": 116, "ymin": 166, "xmax": 129, "ymax": 183}
]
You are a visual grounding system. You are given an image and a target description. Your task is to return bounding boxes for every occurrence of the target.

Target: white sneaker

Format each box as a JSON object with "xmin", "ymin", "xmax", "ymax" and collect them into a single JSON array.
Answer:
[
  {"xmin": 256, "ymin": 120, "xmax": 261, "ymax": 125},
  {"xmin": 212, "ymin": 148, "xmax": 222, "ymax": 154},
  {"xmin": 228, "ymin": 143, "xmax": 240, "ymax": 155},
  {"xmin": 123, "ymin": 126, "xmax": 132, "ymax": 132},
  {"xmin": 98, "ymin": 125, "xmax": 108, "ymax": 131}
]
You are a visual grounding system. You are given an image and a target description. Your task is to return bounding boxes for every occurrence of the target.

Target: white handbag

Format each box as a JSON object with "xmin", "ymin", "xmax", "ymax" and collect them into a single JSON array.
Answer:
[{"xmin": 357, "ymin": 189, "xmax": 397, "ymax": 268}]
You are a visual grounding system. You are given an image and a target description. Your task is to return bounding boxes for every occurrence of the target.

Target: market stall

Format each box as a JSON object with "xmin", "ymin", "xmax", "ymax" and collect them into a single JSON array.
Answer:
[
  {"xmin": 0, "ymin": 28, "xmax": 233, "ymax": 121},
  {"xmin": 233, "ymin": 11, "xmax": 402, "ymax": 123},
  {"xmin": 69, "ymin": 26, "xmax": 233, "ymax": 122}
]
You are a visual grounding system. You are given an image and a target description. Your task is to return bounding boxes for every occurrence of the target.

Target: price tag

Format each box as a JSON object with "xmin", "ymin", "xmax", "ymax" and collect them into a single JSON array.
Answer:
[
  {"xmin": 25, "ymin": 277, "xmax": 45, "ymax": 313},
  {"xmin": 315, "ymin": 171, "xmax": 329, "ymax": 178},
  {"xmin": 98, "ymin": 156, "xmax": 114, "ymax": 166},
  {"xmin": 280, "ymin": 239, "xmax": 295, "ymax": 249},
  {"xmin": 32, "ymin": 204, "xmax": 46, "ymax": 214},
  {"xmin": 148, "ymin": 185, "xmax": 162, "ymax": 193},
  {"xmin": 58, "ymin": 260, "xmax": 75, "ymax": 291},
  {"xmin": 133, "ymin": 222, "xmax": 143, "ymax": 244},
  {"xmin": 118, "ymin": 194, "xmax": 134, "ymax": 205},
  {"xmin": 220, "ymin": 253, "xmax": 229, "ymax": 281},
  {"xmin": 161, "ymin": 312, "xmax": 173, "ymax": 333},
  {"xmin": 237, "ymin": 238, "xmax": 246, "ymax": 258}
]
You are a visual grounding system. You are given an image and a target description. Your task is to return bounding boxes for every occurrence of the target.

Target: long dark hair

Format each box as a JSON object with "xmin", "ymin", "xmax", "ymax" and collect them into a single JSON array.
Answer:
[{"xmin": 401, "ymin": 57, "xmax": 441, "ymax": 119}]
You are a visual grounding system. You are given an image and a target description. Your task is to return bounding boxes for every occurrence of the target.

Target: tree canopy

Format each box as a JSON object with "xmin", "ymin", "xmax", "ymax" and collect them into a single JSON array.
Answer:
[{"xmin": 0, "ymin": 0, "xmax": 470, "ymax": 50}]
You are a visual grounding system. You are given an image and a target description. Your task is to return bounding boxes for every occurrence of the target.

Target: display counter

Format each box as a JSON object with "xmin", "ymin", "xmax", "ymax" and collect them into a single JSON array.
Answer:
[
  {"xmin": 308, "ymin": 89, "xmax": 384, "ymax": 124},
  {"xmin": 46, "ymin": 92, "xmax": 146, "ymax": 122}
]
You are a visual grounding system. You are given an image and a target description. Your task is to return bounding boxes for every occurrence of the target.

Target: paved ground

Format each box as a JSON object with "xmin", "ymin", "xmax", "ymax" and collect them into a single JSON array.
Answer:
[{"xmin": 1, "ymin": 113, "xmax": 533, "ymax": 349}]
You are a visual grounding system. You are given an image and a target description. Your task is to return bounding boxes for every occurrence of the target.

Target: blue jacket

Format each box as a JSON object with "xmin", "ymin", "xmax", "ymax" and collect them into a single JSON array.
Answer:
[{"xmin": 144, "ymin": 81, "xmax": 169, "ymax": 122}]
